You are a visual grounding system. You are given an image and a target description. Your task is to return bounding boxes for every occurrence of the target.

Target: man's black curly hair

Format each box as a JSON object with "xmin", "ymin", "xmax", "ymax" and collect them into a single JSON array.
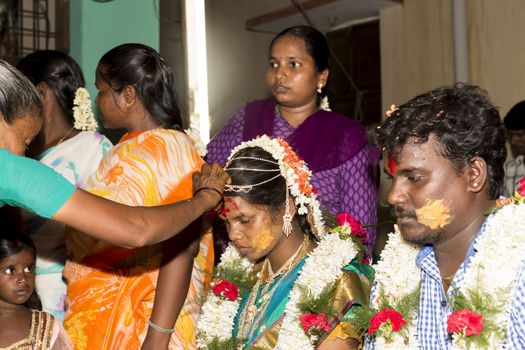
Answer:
[{"xmin": 376, "ymin": 83, "xmax": 506, "ymax": 199}]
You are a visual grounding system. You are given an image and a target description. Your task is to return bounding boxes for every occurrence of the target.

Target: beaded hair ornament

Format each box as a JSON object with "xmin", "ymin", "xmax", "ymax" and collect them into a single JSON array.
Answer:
[{"xmin": 224, "ymin": 135, "xmax": 326, "ymax": 239}]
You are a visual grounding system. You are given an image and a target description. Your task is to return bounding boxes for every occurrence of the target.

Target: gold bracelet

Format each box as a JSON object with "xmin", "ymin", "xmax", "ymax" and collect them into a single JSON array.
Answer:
[{"xmin": 147, "ymin": 319, "xmax": 175, "ymax": 333}]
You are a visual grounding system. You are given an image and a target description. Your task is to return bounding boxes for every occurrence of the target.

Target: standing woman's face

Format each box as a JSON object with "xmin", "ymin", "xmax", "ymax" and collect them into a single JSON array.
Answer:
[
  {"xmin": 0, "ymin": 114, "xmax": 42, "ymax": 156},
  {"xmin": 266, "ymin": 35, "xmax": 328, "ymax": 109}
]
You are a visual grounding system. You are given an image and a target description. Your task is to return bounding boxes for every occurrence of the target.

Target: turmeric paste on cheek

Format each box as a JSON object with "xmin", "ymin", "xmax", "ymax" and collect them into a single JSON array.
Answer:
[
  {"xmin": 252, "ymin": 225, "xmax": 274, "ymax": 253},
  {"xmin": 415, "ymin": 199, "xmax": 451, "ymax": 229}
]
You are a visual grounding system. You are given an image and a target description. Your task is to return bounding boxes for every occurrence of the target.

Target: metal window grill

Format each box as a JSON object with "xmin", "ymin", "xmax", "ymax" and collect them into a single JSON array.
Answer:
[{"xmin": 0, "ymin": 0, "xmax": 56, "ymax": 64}]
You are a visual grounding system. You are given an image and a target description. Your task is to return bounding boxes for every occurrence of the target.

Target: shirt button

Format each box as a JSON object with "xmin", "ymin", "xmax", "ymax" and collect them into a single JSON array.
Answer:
[{"xmin": 441, "ymin": 300, "xmax": 447, "ymax": 307}]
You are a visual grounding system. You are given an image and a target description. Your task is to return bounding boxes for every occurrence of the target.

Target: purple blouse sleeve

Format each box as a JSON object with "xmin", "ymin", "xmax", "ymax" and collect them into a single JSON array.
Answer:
[
  {"xmin": 313, "ymin": 145, "xmax": 379, "ymax": 255},
  {"xmin": 206, "ymin": 106, "xmax": 246, "ymax": 166}
]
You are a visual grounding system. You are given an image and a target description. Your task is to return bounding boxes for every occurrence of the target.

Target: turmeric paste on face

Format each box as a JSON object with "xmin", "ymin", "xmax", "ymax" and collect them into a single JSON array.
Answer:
[
  {"xmin": 252, "ymin": 225, "xmax": 274, "ymax": 253},
  {"xmin": 415, "ymin": 199, "xmax": 451, "ymax": 229}
]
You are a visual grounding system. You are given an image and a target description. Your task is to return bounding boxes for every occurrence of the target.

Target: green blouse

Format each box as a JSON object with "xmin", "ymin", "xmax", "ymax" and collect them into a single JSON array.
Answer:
[{"xmin": 0, "ymin": 148, "xmax": 75, "ymax": 218}]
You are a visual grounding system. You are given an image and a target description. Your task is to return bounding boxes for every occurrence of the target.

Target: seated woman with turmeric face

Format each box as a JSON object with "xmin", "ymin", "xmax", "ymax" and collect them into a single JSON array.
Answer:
[{"xmin": 197, "ymin": 135, "xmax": 373, "ymax": 350}]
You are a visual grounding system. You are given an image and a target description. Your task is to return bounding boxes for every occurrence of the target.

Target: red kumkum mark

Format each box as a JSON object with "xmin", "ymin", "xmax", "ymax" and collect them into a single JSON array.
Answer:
[
  {"xmin": 219, "ymin": 197, "xmax": 239, "ymax": 219},
  {"xmin": 219, "ymin": 207, "xmax": 230, "ymax": 219},
  {"xmin": 387, "ymin": 156, "xmax": 397, "ymax": 175}
]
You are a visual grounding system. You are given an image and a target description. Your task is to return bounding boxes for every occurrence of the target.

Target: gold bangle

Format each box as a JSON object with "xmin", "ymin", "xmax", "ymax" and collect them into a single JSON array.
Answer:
[{"xmin": 147, "ymin": 319, "xmax": 175, "ymax": 333}]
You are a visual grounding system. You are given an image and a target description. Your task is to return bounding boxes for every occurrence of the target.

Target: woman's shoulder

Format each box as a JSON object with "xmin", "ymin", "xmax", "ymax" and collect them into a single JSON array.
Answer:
[
  {"xmin": 137, "ymin": 128, "xmax": 204, "ymax": 162},
  {"xmin": 133, "ymin": 128, "xmax": 192, "ymax": 146},
  {"xmin": 321, "ymin": 110, "xmax": 367, "ymax": 133},
  {"xmin": 63, "ymin": 130, "xmax": 113, "ymax": 151},
  {"xmin": 80, "ymin": 130, "xmax": 112, "ymax": 144}
]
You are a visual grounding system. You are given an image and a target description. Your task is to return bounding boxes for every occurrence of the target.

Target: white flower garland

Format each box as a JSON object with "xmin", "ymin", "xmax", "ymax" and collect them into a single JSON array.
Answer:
[
  {"xmin": 371, "ymin": 226, "xmax": 421, "ymax": 349},
  {"xmin": 276, "ymin": 232, "xmax": 358, "ymax": 348},
  {"xmin": 226, "ymin": 135, "xmax": 326, "ymax": 238},
  {"xmin": 197, "ymin": 232, "xmax": 359, "ymax": 349},
  {"xmin": 451, "ymin": 203, "xmax": 525, "ymax": 349},
  {"xmin": 371, "ymin": 203, "xmax": 525, "ymax": 349},
  {"xmin": 196, "ymin": 245, "xmax": 252, "ymax": 347},
  {"xmin": 72, "ymin": 87, "xmax": 98, "ymax": 131}
]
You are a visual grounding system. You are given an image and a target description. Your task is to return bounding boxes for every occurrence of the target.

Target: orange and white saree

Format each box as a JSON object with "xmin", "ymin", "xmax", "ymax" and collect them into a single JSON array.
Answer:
[{"xmin": 62, "ymin": 129, "xmax": 213, "ymax": 349}]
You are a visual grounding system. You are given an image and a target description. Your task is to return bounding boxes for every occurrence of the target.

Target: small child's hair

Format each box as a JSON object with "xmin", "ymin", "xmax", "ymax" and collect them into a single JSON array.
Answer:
[{"xmin": 0, "ymin": 229, "xmax": 42, "ymax": 310}]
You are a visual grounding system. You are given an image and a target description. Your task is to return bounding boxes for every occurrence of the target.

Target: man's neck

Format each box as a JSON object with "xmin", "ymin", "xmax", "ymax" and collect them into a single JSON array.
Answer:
[{"xmin": 433, "ymin": 208, "xmax": 490, "ymax": 290}]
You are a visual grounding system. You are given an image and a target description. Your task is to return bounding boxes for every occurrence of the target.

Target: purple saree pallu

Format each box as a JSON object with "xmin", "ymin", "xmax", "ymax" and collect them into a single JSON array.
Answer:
[{"xmin": 243, "ymin": 99, "xmax": 367, "ymax": 173}]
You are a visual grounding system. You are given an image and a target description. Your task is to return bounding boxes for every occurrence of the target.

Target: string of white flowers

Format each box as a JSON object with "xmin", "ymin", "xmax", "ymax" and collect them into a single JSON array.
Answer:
[
  {"xmin": 196, "ymin": 245, "xmax": 252, "ymax": 348},
  {"xmin": 319, "ymin": 96, "xmax": 331, "ymax": 111},
  {"xmin": 371, "ymin": 227, "xmax": 421, "ymax": 349},
  {"xmin": 184, "ymin": 127, "xmax": 207, "ymax": 157},
  {"xmin": 451, "ymin": 203, "xmax": 525, "ymax": 350},
  {"xmin": 197, "ymin": 231, "xmax": 360, "ymax": 349},
  {"xmin": 226, "ymin": 135, "xmax": 326, "ymax": 238},
  {"xmin": 371, "ymin": 203, "xmax": 525, "ymax": 349},
  {"xmin": 276, "ymin": 232, "xmax": 358, "ymax": 348},
  {"xmin": 72, "ymin": 87, "xmax": 98, "ymax": 131}
]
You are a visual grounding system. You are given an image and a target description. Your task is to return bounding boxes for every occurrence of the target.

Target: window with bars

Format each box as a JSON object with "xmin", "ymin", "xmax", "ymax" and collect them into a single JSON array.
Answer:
[{"xmin": 0, "ymin": 0, "xmax": 68, "ymax": 64}]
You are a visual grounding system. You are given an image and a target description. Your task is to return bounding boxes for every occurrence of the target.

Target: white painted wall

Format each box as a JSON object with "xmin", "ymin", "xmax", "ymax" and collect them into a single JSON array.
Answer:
[{"xmin": 205, "ymin": 0, "xmax": 287, "ymax": 135}]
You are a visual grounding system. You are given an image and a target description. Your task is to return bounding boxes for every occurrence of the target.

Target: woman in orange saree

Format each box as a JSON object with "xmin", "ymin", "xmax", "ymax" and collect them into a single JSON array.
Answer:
[{"xmin": 62, "ymin": 44, "xmax": 213, "ymax": 350}]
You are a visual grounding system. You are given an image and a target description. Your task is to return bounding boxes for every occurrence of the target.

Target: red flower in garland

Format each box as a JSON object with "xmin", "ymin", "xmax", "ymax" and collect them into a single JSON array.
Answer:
[
  {"xmin": 368, "ymin": 308, "xmax": 407, "ymax": 335},
  {"xmin": 336, "ymin": 212, "xmax": 368, "ymax": 244},
  {"xmin": 211, "ymin": 279, "xmax": 239, "ymax": 301},
  {"xmin": 517, "ymin": 177, "xmax": 525, "ymax": 198},
  {"xmin": 447, "ymin": 308, "xmax": 484, "ymax": 336},
  {"xmin": 299, "ymin": 312, "xmax": 331, "ymax": 333}
]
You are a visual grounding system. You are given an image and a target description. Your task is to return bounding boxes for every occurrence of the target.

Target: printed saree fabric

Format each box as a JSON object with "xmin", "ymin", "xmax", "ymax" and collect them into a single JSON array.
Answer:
[
  {"xmin": 232, "ymin": 258, "xmax": 373, "ymax": 349},
  {"xmin": 24, "ymin": 131, "xmax": 111, "ymax": 322},
  {"xmin": 62, "ymin": 129, "xmax": 213, "ymax": 349},
  {"xmin": 0, "ymin": 310, "xmax": 73, "ymax": 350}
]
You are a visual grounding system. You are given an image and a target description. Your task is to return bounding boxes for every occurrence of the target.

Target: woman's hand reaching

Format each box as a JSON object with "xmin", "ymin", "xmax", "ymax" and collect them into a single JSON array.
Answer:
[{"xmin": 192, "ymin": 163, "xmax": 230, "ymax": 212}]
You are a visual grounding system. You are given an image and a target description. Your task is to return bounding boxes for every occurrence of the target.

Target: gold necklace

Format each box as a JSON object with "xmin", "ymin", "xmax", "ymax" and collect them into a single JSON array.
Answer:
[
  {"xmin": 266, "ymin": 235, "xmax": 309, "ymax": 283},
  {"xmin": 237, "ymin": 235, "xmax": 310, "ymax": 341},
  {"xmin": 440, "ymin": 272, "xmax": 456, "ymax": 281},
  {"xmin": 56, "ymin": 127, "xmax": 75, "ymax": 146}
]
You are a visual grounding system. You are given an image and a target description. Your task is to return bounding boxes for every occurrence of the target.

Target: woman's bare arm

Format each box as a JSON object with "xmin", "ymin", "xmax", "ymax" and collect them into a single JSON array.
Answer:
[
  {"xmin": 140, "ymin": 220, "xmax": 201, "ymax": 349},
  {"xmin": 53, "ymin": 163, "xmax": 229, "ymax": 248}
]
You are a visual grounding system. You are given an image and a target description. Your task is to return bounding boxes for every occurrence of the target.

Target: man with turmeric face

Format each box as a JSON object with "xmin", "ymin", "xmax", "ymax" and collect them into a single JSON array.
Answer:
[{"xmin": 365, "ymin": 84, "xmax": 525, "ymax": 349}]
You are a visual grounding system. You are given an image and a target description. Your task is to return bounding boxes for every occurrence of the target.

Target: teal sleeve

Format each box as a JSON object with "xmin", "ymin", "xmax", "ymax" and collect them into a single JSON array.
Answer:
[{"xmin": 0, "ymin": 149, "xmax": 76, "ymax": 218}]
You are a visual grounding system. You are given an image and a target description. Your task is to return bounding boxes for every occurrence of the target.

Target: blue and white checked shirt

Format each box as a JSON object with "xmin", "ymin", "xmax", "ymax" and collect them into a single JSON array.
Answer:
[{"xmin": 365, "ymin": 219, "xmax": 525, "ymax": 349}]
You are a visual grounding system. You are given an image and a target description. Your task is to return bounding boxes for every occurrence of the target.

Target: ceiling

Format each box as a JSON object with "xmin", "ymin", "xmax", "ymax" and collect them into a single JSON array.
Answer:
[{"xmin": 246, "ymin": 0, "xmax": 403, "ymax": 33}]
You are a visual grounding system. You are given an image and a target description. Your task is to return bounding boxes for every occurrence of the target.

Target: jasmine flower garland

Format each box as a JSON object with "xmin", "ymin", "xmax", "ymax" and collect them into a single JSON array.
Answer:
[
  {"xmin": 197, "ymin": 227, "xmax": 361, "ymax": 349},
  {"xmin": 450, "ymin": 203, "xmax": 525, "ymax": 349},
  {"xmin": 72, "ymin": 87, "xmax": 98, "ymax": 131},
  {"xmin": 367, "ymin": 227, "xmax": 421, "ymax": 349}
]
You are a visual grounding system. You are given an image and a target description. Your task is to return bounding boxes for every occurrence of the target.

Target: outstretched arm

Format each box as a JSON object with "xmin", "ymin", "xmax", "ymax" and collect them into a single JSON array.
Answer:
[
  {"xmin": 53, "ymin": 164, "xmax": 228, "ymax": 248},
  {"xmin": 1, "ymin": 149, "xmax": 228, "ymax": 248}
]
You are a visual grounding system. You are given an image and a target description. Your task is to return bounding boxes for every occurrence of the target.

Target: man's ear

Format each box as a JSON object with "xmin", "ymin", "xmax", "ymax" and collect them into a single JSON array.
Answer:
[{"xmin": 466, "ymin": 157, "xmax": 488, "ymax": 193}]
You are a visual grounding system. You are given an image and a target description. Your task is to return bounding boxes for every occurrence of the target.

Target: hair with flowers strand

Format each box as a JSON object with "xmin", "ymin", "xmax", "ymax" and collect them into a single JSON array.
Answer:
[{"xmin": 224, "ymin": 135, "xmax": 326, "ymax": 239}]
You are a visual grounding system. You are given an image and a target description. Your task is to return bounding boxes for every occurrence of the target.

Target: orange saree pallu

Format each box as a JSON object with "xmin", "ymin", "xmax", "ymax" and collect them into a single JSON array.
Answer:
[{"xmin": 62, "ymin": 129, "xmax": 213, "ymax": 350}]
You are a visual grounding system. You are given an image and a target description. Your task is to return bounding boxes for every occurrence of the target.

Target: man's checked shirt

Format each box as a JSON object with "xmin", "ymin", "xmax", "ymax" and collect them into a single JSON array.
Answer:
[{"xmin": 364, "ymin": 218, "xmax": 525, "ymax": 349}]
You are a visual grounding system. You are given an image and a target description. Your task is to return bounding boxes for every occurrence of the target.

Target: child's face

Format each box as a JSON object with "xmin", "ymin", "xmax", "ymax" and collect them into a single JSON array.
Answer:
[{"xmin": 0, "ymin": 250, "xmax": 35, "ymax": 309}]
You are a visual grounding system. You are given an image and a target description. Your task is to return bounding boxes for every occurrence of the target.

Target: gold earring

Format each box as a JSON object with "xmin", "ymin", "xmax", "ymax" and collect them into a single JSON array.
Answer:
[{"xmin": 282, "ymin": 189, "xmax": 293, "ymax": 238}]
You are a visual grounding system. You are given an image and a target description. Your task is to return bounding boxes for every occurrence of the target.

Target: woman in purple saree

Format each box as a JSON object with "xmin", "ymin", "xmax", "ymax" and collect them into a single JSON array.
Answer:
[{"xmin": 207, "ymin": 25, "xmax": 379, "ymax": 254}]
